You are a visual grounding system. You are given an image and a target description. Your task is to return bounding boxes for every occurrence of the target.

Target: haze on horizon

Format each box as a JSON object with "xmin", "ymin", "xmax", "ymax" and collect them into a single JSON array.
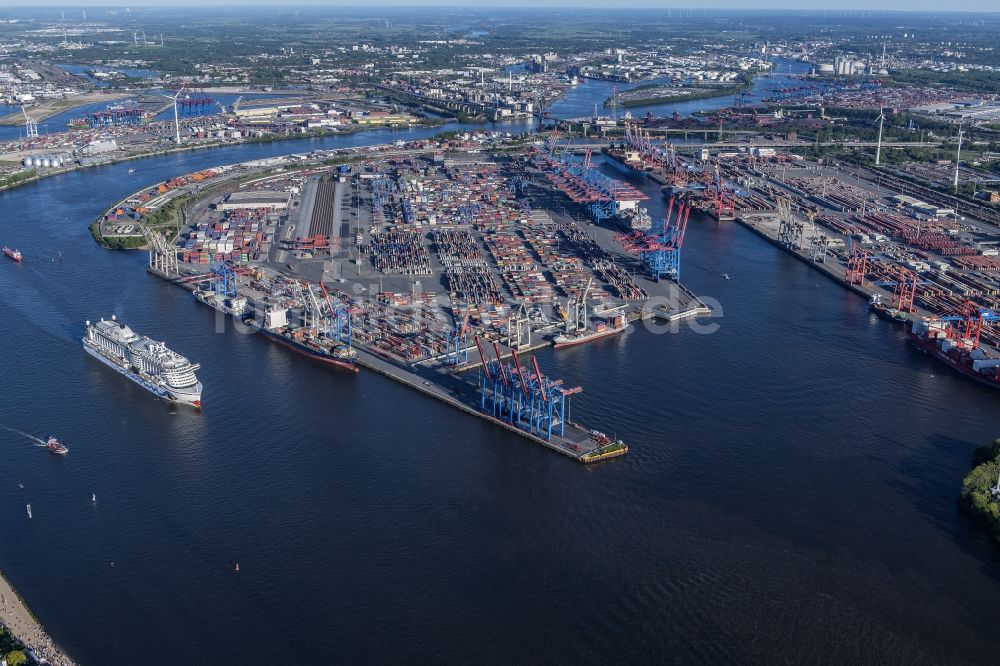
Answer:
[{"xmin": 0, "ymin": 0, "xmax": 998, "ymax": 11}]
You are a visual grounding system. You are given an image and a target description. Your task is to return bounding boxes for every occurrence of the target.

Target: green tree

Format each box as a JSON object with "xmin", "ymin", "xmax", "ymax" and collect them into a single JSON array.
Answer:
[
  {"xmin": 5, "ymin": 649, "xmax": 28, "ymax": 666},
  {"xmin": 960, "ymin": 439, "xmax": 1000, "ymax": 541}
]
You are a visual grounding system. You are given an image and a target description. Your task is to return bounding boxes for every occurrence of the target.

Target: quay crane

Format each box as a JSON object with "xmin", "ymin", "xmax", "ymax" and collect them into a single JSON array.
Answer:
[
  {"xmin": 615, "ymin": 195, "xmax": 691, "ymax": 282},
  {"xmin": 564, "ymin": 278, "xmax": 593, "ymax": 334},
  {"xmin": 445, "ymin": 308, "xmax": 470, "ymax": 366},
  {"xmin": 712, "ymin": 164, "xmax": 736, "ymax": 222},
  {"xmin": 319, "ymin": 281, "xmax": 353, "ymax": 348},
  {"xmin": 844, "ymin": 241, "xmax": 870, "ymax": 286},
  {"xmin": 872, "ymin": 265, "xmax": 922, "ymax": 313},
  {"xmin": 474, "ymin": 338, "xmax": 582, "ymax": 441},
  {"xmin": 531, "ymin": 132, "xmax": 647, "ymax": 225}
]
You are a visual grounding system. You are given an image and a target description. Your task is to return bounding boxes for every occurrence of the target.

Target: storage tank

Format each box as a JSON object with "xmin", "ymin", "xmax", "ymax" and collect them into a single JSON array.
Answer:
[
  {"xmin": 22, "ymin": 156, "xmax": 32, "ymax": 168},
  {"xmin": 32, "ymin": 157, "xmax": 42, "ymax": 168},
  {"xmin": 41, "ymin": 157, "xmax": 52, "ymax": 168}
]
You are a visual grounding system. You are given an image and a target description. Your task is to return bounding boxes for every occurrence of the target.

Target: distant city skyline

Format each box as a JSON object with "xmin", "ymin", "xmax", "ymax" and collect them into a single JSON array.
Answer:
[{"xmin": 1, "ymin": 1, "xmax": 998, "ymax": 11}]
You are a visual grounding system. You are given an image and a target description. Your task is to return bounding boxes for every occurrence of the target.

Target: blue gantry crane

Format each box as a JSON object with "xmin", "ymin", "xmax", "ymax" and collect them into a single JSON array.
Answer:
[
  {"xmin": 474, "ymin": 338, "xmax": 582, "ymax": 441},
  {"xmin": 615, "ymin": 196, "xmax": 691, "ymax": 282}
]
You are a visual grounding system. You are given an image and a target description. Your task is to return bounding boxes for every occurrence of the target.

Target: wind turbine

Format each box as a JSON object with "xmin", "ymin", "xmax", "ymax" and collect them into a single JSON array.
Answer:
[
  {"xmin": 162, "ymin": 86, "xmax": 186, "ymax": 144},
  {"xmin": 954, "ymin": 121, "xmax": 965, "ymax": 193},
  {"xmin": 874, "ymin": 106, "xmax": 885, "ymax": 166},
  {"xmin": 21, "ymin": 106, "xmax": 38, "ymax": 139}
]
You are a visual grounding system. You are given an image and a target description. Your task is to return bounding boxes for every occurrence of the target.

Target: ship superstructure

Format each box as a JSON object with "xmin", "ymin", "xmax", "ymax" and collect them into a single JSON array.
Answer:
[{"xmin": 83, "ymin": 315, "xmax": 203, "ymax": 407}]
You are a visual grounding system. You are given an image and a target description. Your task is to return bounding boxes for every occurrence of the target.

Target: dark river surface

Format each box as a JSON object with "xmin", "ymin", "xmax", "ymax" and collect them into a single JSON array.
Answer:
[{"xmin": 1, "ymin": 114, "xmax": 999, "ymax": 665}]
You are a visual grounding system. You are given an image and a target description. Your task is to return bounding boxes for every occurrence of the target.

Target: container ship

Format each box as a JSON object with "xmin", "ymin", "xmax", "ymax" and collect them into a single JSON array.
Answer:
[
  {"xmin": 194, "ymin": 289, "xmax": 250, "ymax": 317},
  {"xmin": 619, "ymin": 206, "xmax": 652, "ymax": 232},
  {"xmin": 870, "ymin": 294, "xmax": 907, "ymax": 324},
  {"xmin": 83, "ymin": 316, "xmax": 203, "ymax": 407},
  {"xmin": 246, "ymin": 307, "xmax": 358, "ymax": 374},
  {"xmin": 553, "ymin": 315, "xmax": 627, "ymax": 349},
  {"xmin": 3, "ymin": 247, "xmax": 22, "ymax": 262},
  {"xmin": 907, "ymin": 318, "xmax": 1000, "ymax": 390},
  {"xmin": 601, "ymin": 146, "xmax": 649, "ymax": 179}
]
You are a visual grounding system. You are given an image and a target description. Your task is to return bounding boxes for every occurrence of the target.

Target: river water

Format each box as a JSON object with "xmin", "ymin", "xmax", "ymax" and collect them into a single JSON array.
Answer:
[
  {"xmin": 1, "ymin": 117, "xmax": 999, "ymax": 665},
  {"xmin": 8, "ymin": 56, "xmax": 807, "ymax": 144}
]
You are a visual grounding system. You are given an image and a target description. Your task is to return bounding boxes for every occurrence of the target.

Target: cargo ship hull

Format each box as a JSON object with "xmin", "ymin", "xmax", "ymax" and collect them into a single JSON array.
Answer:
[
  {"xmin": 253, "ymin": 325, "xmax": 359, "ymax": 374},
  {"xmin": 871, "ymin": 303, "xmax": 907, "ymax": 324},
  {"xmin": 602, "ymin": 149, "xmax": 647, "ymax": 179},
  {"xmin": 906, "ymin": 327, "xmax": 1000, "ymax": 391},
  {"xmin": 553, "ymin": 325, "xmax": 627, "ymax": 349}
]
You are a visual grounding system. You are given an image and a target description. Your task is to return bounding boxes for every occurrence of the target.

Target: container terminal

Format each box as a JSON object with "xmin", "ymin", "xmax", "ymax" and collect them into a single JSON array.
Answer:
[
  {"xmin": 122, "ymin": 128, "xmax": 1000, "ymax": 463},
  {"xmin": 662, "ymin": 145, "xmax": 1000, "ymax": 386},
  {"xmin": 128, "ymin": 146, "xmax": 716, "ymax": 463},
  {"xmin": 543, "ymin": 126, "xmax": 1000, "ymax": 371}
]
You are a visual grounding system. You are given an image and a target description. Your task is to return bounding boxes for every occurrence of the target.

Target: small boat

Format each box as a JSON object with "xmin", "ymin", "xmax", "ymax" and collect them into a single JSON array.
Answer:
[
  {"xmin": 46, "ymin": 436, "xmax": 68, "ymax": 455},
  {"xmin": 26, "ymin": 504, "xmax": 32, "ymax": 519},
  {"xmin": 3, "ymin": 247, "xmax": 22, "ymax": 262},
  {"xmin": 17, "ymin": 482, "xmax": 24, "ymax": 490},
  {"xmin": 234, "ymin": 563, "xmax": 240, "ymax": 573},
  {"xmin": 128, "ymin": 168, "xmax": 135, "ymax": 174},
  {"xmin": 91, "ymin": 493, "xmax": 97, "ymax": 503},
  {"xmin": 721, "ymin": 273, "xmax": 730, "ymax": 280}
]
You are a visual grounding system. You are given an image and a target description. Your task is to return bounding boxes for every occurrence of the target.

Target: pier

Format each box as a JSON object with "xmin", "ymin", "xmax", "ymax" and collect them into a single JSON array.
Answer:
[
  {"xmin": 130, "ymin": 147, "xmax": 729, "ymax": 465},
  {"xmin": 151, "ymin": 265, "xmax": 627, "ymax": 463}
]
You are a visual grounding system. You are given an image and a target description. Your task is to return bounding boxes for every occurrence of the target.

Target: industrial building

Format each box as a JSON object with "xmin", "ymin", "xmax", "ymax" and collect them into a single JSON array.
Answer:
[{"xmin": 217, "ymin": 190, "xmax": 290, "ymax": 211}]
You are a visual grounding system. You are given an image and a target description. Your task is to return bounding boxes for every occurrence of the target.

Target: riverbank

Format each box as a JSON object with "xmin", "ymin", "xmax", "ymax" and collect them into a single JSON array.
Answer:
[
  {"xmin": 0, "ymin": 119, "xmax": 451, "ymax": 196},
  {"xmin": 606, "ymin": 83, "xmax": 746, "ymax": 109},
  {"xmin": 0, "ymin": 92, "xmax": 128, "ymax": 125},
  {"xmin": 960, "ymin": 439, "xmax": 1000, "ymax": 541},
  {"xmin": 0, "ymin": 569, "xmax": 77, "ymax": 666}
]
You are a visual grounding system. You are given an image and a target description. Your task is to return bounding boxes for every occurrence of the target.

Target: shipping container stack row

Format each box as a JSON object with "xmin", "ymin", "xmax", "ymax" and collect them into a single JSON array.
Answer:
[
  {"xmin": 369, "ymin": 228, "xmax": 433, "ymax": 276},
  {"xmin": 432, "ymin": 229, "xmax": 504, "ymax": 306},
  {"xmin": 180, "ymin": 206, "xmax": 269, "ymax": 265},
  {"xmin": 519, "ymin": 222, "xmax": 608, "ymax": 301},
  {"xmin": 388, "ymin": 162, "xmax": 523, "ymax": 228},
  {"xmin": 350, "ymin": 296, "xmax": 449, "ymax": 363},
  {"xmin": 785, "ymin": 176, "xmax": 879, "ymax": 213},
  {"xmin": 481, "ymin": 228, "xmax": 554, "ymax": 304},
  {"xmin": 556, "ymin": 222, "xmax": 647, "ymax": 301}
]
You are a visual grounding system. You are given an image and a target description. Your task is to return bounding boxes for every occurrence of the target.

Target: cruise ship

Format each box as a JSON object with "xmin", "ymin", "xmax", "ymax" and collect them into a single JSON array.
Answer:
[{"xmin": 83, "ymin": 316, "xmax": 203, "ymax": 407}]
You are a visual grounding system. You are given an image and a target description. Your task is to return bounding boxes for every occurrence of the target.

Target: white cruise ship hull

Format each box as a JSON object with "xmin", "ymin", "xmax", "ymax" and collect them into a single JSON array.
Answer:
[{"xmin": 83, "ymin": 341, "xmax": 202, "ymax": 407}]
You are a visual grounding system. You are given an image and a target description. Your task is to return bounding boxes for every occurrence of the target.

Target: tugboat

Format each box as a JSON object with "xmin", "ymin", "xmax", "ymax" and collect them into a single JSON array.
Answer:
[
  {"xmin": 3, "ymin": 247, "xmax": 23, "ymax": 262},
  {"xmin": 46, "ymin": 436, "xmax": 68, "ymax": 455}
]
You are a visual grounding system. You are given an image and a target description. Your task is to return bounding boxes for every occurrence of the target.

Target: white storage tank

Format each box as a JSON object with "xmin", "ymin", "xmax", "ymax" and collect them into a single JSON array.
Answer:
[{"xmin": 22, "ymin": 156, "xmax": 32, "ymax": 168}]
